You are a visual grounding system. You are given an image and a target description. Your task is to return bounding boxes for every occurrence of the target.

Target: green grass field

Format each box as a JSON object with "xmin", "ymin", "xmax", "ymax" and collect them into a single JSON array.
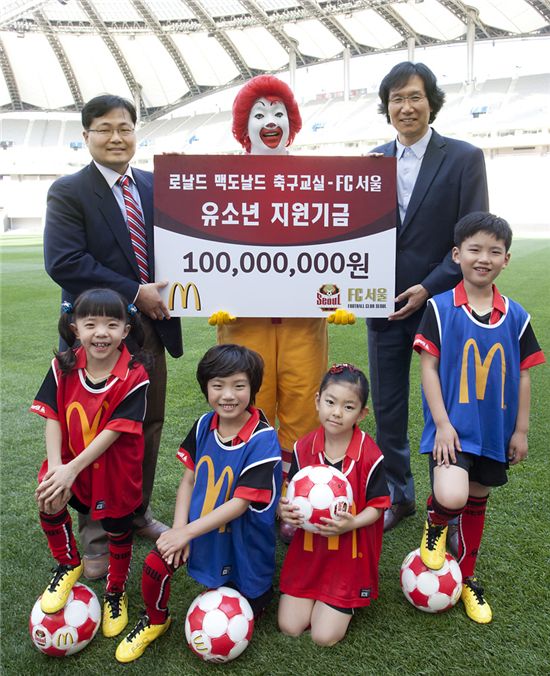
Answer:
[{"xmin": 1, "ymin": 235, "xmax": 549, "ymax": 675}]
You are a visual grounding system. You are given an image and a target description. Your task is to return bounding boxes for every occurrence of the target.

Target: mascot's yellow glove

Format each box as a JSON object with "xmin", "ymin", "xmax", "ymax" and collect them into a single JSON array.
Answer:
[
  {"xmin": 327, "ymin": 309, "xmax": 356, "ymax": 325},
  {"xmin": 208, "ymin": 310, "xmax": 237, "ymax": 326}
]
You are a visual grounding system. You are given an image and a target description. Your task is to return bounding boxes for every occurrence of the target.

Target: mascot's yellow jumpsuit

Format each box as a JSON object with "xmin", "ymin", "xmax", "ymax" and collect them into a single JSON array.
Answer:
[
  {"xmin": 218, "ymin": 75, "xmax": 330, "ymax": 474},
  {"xmin": 218, "ymin": 318, "xmax": 328, "ymax": 473}
]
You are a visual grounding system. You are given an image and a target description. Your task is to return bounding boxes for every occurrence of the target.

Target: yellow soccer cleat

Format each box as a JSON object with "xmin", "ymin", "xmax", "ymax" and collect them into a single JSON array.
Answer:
[
  {"xmin": 461, "ymin": 577, "xmax": 493, "ymax": 624},
  {"xmin": 208, "ymin": 310, "xmax": 236, "ymax": 326},
  {"xmin": 327, "ymin": 309, "xmax": 356, "ymax": 325},
  {"xmin": 115, "ymin": 612, "xmax": 172, "ymax": 663},
  {"xmin": 102, "ymin": 591, "xmax": 128, "ymax": 637},
  {"xmin": 420, "ymin": 519, "xmax": 448, "ymax": 570},
  {"xmin": 40, "ymin": 562, "xmax": 83, "ymax": 614}
]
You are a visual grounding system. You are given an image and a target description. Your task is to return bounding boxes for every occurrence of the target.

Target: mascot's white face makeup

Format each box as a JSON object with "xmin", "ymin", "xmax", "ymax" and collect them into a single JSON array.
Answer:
[{"xmin": 247, "ymin": 97, "xmax": 290, "ymax": 155}]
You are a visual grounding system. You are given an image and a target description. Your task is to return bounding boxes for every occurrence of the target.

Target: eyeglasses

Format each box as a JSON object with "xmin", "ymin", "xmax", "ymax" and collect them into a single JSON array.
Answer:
[
  {"xmin": 388, "ymin": 95, "xmax": 426, "ymax": 106},
  {"xmin": 87, "ymin": 127, "xmax": 135, "ymax": 137}
]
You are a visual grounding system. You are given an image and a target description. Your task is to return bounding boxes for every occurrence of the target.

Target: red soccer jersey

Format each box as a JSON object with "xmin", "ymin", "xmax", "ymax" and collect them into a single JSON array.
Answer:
[
  {"xmin": 30, "ymin": 345, "xmax": 149, "ymax": 519},
  {"xmin": 279, "ymin": 426, "xmax": 390, "ymax": 608}
]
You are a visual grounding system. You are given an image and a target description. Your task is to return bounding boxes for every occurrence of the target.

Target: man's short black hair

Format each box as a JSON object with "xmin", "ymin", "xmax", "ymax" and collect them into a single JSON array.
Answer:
[
  {"xmin": 454, "ymin": 211, "xmax": 513, "ymax": 251},
  {"xmin": 81, "ymin": 94, "xmax": 137, "ymax": 129},
  {"xmin": 378, "ymin": 61, "xmax": 445, "ymax": 124},
  {"xmin": 196, "ymin": 344, "xmax": 264, "ymax": 406}
]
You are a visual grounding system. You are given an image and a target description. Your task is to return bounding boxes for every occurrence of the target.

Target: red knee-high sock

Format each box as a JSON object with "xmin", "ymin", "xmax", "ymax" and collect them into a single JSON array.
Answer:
[
  {"xmin": 457, "ymin": 495, "xmax": 488, "ymax": 578},
  {"xmin": 40, "ymin": 509, "xmax": 80, "ymax": 566},
  {"xmin": 105, "ymin": 529, "xmax": 133, "ymax": 594},
  {"xmin": 426, "ymin": 494, "xmax": 464, "ymax": 527},
  {"xmin": 142, "ymin": 549, "xmax": 178, "ymax": 624}
]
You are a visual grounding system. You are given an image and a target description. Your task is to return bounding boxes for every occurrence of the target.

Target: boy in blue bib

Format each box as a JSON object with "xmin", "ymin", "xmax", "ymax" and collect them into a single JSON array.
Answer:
[
  {"xmin": 413, "ymin": 212, "xmax": 544, "ymax": 623},
  {"xmin": 116, "ymin": 344, "xmax": 281, "ymax": 662}
]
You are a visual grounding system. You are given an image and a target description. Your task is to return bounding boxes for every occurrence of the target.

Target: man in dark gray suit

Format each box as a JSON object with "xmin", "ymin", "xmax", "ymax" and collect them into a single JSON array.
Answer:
[
  {"xmin": 368, "ymin": 63, "xmax": 489, "ymax": 531},
  {"xmin": 44, "ymin": 94, "xmax": 183, "ymax": 578}
]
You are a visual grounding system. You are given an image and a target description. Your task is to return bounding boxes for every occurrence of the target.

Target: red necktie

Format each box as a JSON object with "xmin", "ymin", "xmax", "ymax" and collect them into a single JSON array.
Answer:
[{"xmin": 118, "ymin": 175, "xmax": 150, "ymax": 284}]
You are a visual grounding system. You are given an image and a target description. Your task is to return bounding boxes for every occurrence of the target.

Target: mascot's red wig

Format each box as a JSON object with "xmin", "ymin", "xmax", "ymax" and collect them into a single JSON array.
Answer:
[{"xmin": 232, "ymin": 75, "xmax": 302, "ymax": 153}]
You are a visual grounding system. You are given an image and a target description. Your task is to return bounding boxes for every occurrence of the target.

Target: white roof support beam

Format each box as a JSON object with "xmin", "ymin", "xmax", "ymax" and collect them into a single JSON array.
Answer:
[
  {"xmin": 374, "ymin": 5, "xmax": 422, "ymax": 47},
  {"xmin": 33, "ymin": 8, "xmax": 83, "ymax": 110},
  {"xmin": 0, "ymin": 0, "xmax": 50, "ymax": 27},
  {"xmin": 238, "ymin": 0, "xmax": 312, "ymax": 67},
  {"xmin": 301, "ymin": 0, "xmax": 364, "ymax": 55},
  {"xmin": 0, "ymin": 36, "xmax": 23, "ymax": 110},
  {"xmin": 130, "ymin": 0, "xmax": 203, "ymax": 97},
  {"xmin": 184, "ymin": 0, "xmax": 255, "ymax": 80},
  {"xmin": 78, "ymin": 0, "xmax": 147, "ymax": 118}
]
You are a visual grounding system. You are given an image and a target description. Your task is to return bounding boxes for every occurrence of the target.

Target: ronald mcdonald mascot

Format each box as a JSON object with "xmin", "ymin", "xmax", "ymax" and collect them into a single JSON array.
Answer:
[{"xmin": 213, "ymin": 75, "xmax": 329, "ymax": 477}]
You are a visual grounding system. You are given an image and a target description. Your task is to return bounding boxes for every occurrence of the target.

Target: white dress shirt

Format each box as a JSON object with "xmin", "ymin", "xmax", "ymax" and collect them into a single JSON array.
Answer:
[{"xmin": 396, "ymin": 127, "xmax": 432, "ymax": 224}]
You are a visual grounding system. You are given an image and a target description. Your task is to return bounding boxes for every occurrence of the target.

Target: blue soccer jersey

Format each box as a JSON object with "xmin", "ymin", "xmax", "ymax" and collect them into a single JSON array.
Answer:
[
  {"xmin": 177, "ymin": 408, "xmax": 281, "ymax": 598},
  {"xmin": 415, "ymin": 287, "xmax": 537, "ymax": 462}
]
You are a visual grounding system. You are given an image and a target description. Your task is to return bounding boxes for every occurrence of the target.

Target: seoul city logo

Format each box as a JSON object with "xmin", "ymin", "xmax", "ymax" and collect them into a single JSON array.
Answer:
[{"xmin": 316, "ymin": 284, "xmax": 341, "ymax": 311}]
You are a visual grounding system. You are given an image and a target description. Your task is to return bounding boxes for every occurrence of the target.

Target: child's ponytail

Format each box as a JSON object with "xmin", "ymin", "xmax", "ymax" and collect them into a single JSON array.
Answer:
[
  {"xmin": 55, "ymin": 301, "xmax": 79, "ymax": 374},
  {"xmin": 126, "ymin": 304, "xmax": 154, "ymax": 374}
]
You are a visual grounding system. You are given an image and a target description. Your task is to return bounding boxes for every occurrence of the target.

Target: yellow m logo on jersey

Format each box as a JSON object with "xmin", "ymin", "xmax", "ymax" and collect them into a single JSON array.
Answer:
[
  {"xmin": 195, "ymin": 456, "xmax": 234, "ymax": 532},
  {"xmin": 303, "ymin": 503, "xmax": 359, "ymax": 558},
  {"xmin": 459, "ymin": 339, "xmax": 506, "ymax": 409},
  {"xmin": 66, "ymin": 402, "xmax": 109, "ymax": 456},
  {"xmin": 168, "ymin": 282, "xmax": 201, "ymax": 312}
]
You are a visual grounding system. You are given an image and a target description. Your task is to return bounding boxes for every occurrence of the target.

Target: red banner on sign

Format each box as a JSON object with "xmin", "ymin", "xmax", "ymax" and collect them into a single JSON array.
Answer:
[{"xmin": 154, "ymin": 154, "xmax": 396, "ymax": 247}]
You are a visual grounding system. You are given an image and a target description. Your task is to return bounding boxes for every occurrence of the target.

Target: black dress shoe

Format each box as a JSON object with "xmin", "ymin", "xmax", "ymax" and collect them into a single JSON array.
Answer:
[{"xmin": 383, "ymin": 501, "xmax": 416, "ymax": 532}]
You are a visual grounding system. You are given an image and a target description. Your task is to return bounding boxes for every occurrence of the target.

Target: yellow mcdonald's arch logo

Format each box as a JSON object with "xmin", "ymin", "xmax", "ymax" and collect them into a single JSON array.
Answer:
[
  {"xmin": 168, "ymin": 282, "xmax": 201, "ymax": 312},
  {"xmin": 55, "ymin": 631, "xmax": 75, "ymax": 647},
  {"xmin": 459, "ymin": 339, "xmax": 506, "ymax": 409},
  {"xmin": 192, "ymin": 634, "xmax": 210, "ymax": 653},
  {"xmin": 195, "ymin": 456, "xmax": 233, "ymax": 532},
  {"xmin": 66, "ymin": 401, "xmax": 109, "ymax": 456},
  {"xmin": 303, "ymin": 503, "xmax": 358, "ymax": 558}
]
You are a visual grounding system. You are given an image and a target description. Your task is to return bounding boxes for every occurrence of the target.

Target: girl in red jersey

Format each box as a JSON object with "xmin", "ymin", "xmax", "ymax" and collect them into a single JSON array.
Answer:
[
  {"xmin": 278, "ymin": 364, "xmax": 390, "ymax": 646},
  {"xmin": 31, "ymin": 288, "xmax": 151, "ymax": 638}
]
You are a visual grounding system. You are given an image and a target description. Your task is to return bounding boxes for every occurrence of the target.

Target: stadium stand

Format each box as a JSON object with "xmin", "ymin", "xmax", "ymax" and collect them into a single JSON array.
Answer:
[{"xmin": 1, "ymin": 73, "xmax": 548, "ymax": 235}]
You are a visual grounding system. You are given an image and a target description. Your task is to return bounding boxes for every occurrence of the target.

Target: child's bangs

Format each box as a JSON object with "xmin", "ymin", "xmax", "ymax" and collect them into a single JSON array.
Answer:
[{"xmin": 74, "ymin": 289, "xmax": 126, "ymax": 320}]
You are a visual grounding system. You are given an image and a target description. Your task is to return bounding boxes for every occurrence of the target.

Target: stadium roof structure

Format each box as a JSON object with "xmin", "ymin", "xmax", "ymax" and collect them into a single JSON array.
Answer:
[{"xmin": 1, "ymin": 0, "xmax": 549, "ymax": 120}]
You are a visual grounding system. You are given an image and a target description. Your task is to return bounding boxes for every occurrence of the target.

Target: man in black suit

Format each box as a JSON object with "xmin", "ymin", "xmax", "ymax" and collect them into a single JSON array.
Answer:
[
  {"xmin": 44, "ymin": 94, "xmax": 183, "ymax": 577},
  {"xmin": 368, "ymin": 63, "xmax": 489, "ymax": 531}
]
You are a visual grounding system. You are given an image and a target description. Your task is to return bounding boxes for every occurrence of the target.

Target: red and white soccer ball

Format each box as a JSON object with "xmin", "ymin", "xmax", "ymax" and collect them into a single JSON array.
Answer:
[
  {"xmin": 400, "ymin": 548, "xmax": 463, "ymax": 613},
  {"xmin": 286, "ymin": 464, "xmax": 353, "ymax": 533},
  {"xmin": 29, "ymin": 582, "xmax": 101, "ymax": 656},
  {"xmin": 185, "ymin": 586, "xmax": 254, "ymax": 663}
]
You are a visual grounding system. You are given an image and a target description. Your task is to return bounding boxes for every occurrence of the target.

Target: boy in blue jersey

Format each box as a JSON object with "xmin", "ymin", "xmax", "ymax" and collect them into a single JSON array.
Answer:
[
  {"xmin": 412, "ymin": 212, "xmax": 544, "ymax": 624},
  {"xmin": 116, "ymin": 344, "xmax": 282, "ymax": 662}
]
